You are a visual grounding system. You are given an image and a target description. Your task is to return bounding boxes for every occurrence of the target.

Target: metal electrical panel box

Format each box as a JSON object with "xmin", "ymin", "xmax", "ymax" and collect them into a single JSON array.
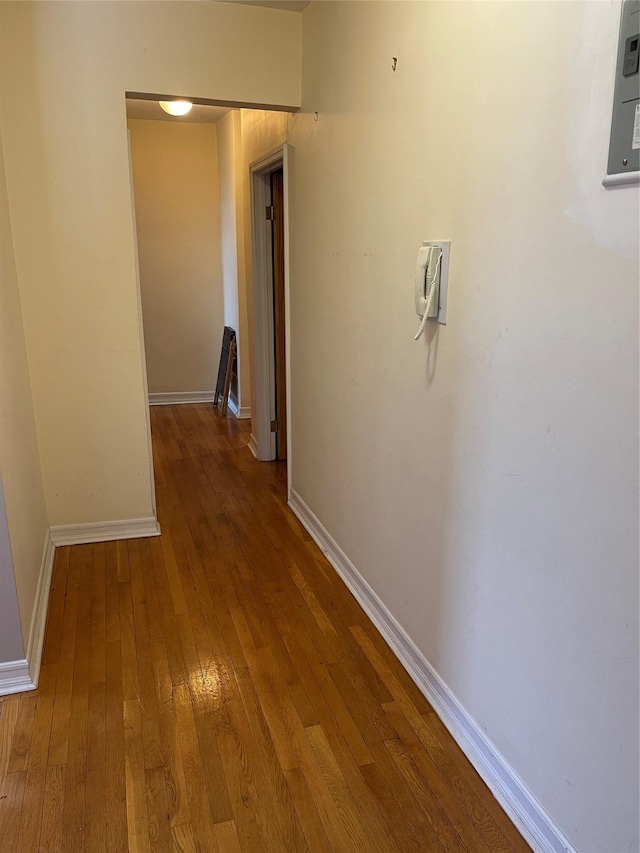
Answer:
[{"xmin": 606, "ymin": 0, "xmax": 640, "ymax": 182}]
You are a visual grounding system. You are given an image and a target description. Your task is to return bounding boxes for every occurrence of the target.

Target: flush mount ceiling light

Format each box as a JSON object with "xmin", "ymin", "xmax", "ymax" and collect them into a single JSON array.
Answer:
[{"xmin": 158, "ymin": 100, "xmax": 193, "ymax": 116}]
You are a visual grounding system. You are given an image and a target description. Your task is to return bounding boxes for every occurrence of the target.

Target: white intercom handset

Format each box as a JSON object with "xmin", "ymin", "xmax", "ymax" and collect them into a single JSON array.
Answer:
[{"xmin": 414, "ymin": 245, "xmax": 442, "ymax": 340}]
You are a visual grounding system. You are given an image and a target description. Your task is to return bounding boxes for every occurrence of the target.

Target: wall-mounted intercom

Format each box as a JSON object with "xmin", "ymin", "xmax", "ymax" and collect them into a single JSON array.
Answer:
[
  {"xmin": 604, "ymin": 0, "xmax": 640, "ymax": 186},
  {"xmin": 414, "ymin": 241, "xmax": 450, "ymax": 339}
]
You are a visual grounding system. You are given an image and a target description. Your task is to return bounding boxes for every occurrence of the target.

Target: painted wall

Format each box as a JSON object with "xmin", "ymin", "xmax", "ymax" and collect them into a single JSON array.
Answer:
[
  {"xmin": 217, "ymin": 110, "xmax": 244, "ymax": 406},
  {"xmin": 0, "ymin": 132, "xmax": 48, "ymax": 653},
  {"xmin": 128, "ymin": 120, "xmax": 223, "ymax": 395},
  {"xmin": 0, "ymin": 0, "xmax": 301, "ymax": 526},
  {"xmin": 287, "ymin": 2, "xmax": 639, "ymax": 852}
]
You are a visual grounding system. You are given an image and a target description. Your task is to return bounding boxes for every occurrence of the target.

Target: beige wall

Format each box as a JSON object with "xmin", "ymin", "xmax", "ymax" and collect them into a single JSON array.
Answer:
[
  {"xmin": 0, "ymin": 132, "xmax": 48, "ymax": 653},
  {"xmin": 128, "ymin": 120, "xmax": 223, "ymax": 395},
  {"xmin": 287, "ymin": 3, "xmax": 638, "ymax": 852},
  {"xmin": 0, "ymin": 0, "xmax": 301, "ymax": 526}
]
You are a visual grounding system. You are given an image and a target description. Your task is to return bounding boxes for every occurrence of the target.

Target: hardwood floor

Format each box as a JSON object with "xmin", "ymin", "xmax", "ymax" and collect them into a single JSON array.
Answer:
[{"xmin": 0, "ymin": 404, "xmax": 531, "ymax": 852}]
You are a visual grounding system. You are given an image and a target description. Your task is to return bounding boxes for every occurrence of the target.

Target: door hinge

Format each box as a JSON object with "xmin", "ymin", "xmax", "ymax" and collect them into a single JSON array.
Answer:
[
  {"xmin": 270, "ymin": 420, "xmax": 278, "ymax": 432},
  {"xmin": 266, "ymin": 205, "xmax": 274, "ymax": 221}
]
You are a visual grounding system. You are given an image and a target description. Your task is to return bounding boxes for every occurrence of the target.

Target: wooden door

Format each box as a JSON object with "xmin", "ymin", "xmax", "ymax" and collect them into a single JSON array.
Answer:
[{"xmin": 271, "ymin": 169, "xmax": 286, "ymax": 461}]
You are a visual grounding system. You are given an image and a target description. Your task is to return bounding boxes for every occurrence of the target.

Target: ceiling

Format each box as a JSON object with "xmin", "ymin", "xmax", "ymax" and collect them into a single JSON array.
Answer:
[
  {"xmin": 221, "ymin": 1, "xmax": 310, "ymax": 12},
  {"xmin": 126, "ymin": 99, "xmax": 231, "ymax": 124}
]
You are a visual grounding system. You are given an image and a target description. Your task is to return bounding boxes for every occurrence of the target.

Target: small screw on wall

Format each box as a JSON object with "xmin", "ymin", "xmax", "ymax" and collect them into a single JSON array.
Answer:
[
  {"xmin": 391, "ymin": 57, "xmax": 398, "ymax": 72},
  {"xmin": 623, "ymin": 158, "xmax": 628, "ymax": 165}
]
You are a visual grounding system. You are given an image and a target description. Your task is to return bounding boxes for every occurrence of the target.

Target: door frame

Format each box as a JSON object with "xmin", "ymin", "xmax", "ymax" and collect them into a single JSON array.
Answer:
[{"xmin": 249, "ymin": 144, "xmax": 292, "ymax": 490}]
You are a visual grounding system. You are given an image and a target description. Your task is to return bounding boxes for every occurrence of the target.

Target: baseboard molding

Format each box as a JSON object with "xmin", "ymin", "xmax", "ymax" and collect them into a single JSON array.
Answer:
[
  {"xmin": 248, "ymin": 434, "xmax": 258, "ymax": 459},
  {"xmin": 149, "ymin": 391, "xmax": 214, "ymax": 406},
  {"xmin": 149, "ymin": 391, "xmax": 251, "ymax": 417},
  {"xmin": 0, "ymin": 529, "xmax": 55, "ymax": 696},
  {"xmin": 26, "ymin": 531, "xmax": 56, "ymax": 688},
  {"xmin": 0, "ymin": 659, "xmax": 34, "ymax": 696},
  {"xmin": 50, "ymin": 517, "xmax": 161, "ymax": 547},
  {"xmin": 226, "ymin": 397, "xmax": 251, "ymax": 420},
  {"xmin": 288, "ymin": 488, "xmax": 576, "ymax": 853}
]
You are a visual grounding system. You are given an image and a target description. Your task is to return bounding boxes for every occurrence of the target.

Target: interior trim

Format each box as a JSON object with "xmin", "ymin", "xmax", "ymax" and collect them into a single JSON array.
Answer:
[
  {"xmin": 50, "ymin": 517, "xmax": 161, "ymax": 547},
  {"xmin": 148, "ymin": 391, "xmax": 215, "ymax": 405}
]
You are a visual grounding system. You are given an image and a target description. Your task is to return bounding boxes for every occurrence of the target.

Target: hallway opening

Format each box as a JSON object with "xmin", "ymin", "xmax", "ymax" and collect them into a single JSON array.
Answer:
[{"xmin": 126, "ymin": 97, "xmax": 293, "ymax": 485}]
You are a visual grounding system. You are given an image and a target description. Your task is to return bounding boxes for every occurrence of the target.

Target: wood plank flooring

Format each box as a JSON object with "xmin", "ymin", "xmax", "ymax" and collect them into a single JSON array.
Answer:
[{"xmin": 0, "ymin": 404, "xmax": 531, "ymax": 852}]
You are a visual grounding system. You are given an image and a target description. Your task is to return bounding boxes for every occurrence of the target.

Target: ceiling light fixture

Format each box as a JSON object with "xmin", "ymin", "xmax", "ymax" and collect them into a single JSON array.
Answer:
[{"xmin": 158, "ymin": 100, "xmax": 193, "ymax": 116}]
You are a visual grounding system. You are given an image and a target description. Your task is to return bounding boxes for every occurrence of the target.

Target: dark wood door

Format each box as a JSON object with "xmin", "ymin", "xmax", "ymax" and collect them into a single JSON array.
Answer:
[{"xmin": 271, "ymin": 169, "xmax": 286, "ymax": 461}]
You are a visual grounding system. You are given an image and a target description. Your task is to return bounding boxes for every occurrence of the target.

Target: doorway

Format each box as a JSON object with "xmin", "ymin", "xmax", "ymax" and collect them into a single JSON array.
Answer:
[
  {"xmin": 126, "ymin": 98, "xmax": 293, "ymax": 499},
  {"xmin": 250, "ymin": 145, "xmax": 291, "ymax": 486}
]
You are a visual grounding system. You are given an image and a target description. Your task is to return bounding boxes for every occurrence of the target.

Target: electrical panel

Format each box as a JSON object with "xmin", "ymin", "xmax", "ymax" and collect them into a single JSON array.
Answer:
[{"xmin": 605, "ymin": 0, "xmax": 640, "ymax": 185}]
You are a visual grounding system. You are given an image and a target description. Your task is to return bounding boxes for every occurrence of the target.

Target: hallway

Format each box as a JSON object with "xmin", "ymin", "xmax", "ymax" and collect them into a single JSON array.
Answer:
[{"xmin": 0, "ymin": 404, "xmax": 529, "ymax": 852}]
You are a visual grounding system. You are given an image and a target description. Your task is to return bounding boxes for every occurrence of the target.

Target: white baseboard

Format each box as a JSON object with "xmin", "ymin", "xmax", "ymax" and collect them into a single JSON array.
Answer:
[
  {"xmin": 149, "ymin": 391, "xmax": 251, "ymax": 418},
  {"xmin": 248, "ymin": 434, "xmax": 258, "ymax": 459},
  {"xmin": 26, "ymin": 531, "xmax": 56, "ymax": 687},
  {"xmin": 50, "ymin": 517, "xmax": 161, "ymax": 547},
  {"xmin": 0, "ymin": 659, "xmax": 34, "ymax": 696},
  {"xmin": 0, "ymin": 529, "xmax": 56, "ymax": 695},
  {"xmin": 149, "ymin": 391, "xmax": 214, "ymax": 406},
  {"xmin": 226, "ymin": 397, "xmax": 251, "ymax": 419},
  {"xmin": 288, "ymin": 488, "xmax": 576, "ymax": 853}
]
